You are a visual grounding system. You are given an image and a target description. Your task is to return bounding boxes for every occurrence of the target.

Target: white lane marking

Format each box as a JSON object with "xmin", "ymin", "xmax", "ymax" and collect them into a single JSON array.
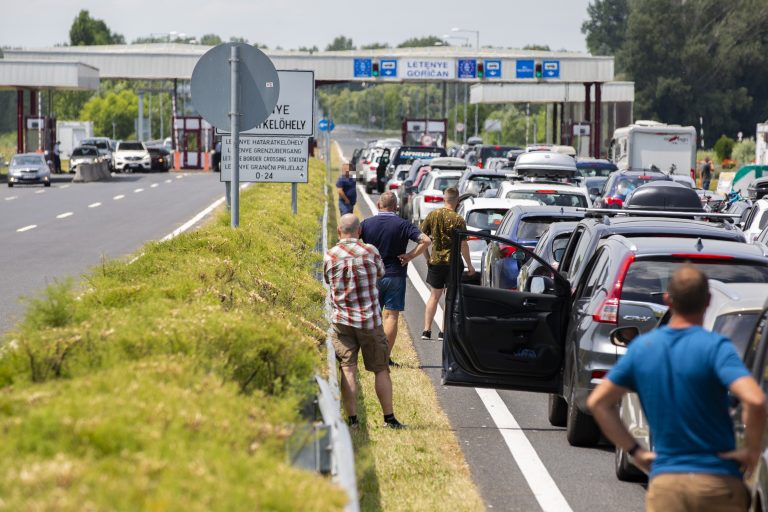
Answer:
[
  {"xmin": 17, "ymin": 224, "xmax": 37, "ymax": 232},
  {"xmin": 35, "ymin": 190, "xmax": 45, "ymax": 194},
  {"xmin": 5, "ymin": 196, "xmax": 17, "ymax": 201},
  {"xmin": 113, "ymin": 194, "xmax": 125, "ymax": 200},
  {"xmin": 150, "ymin": 183, "xmax": 159, "ymax": 188},
  {"xmin": 56, "ymin": 212, "xmax": 73, "ymax": 219},
  {"xmin": 134, "ymin": 188, "xmax": 144, "ymax": 193},
  {"xmin": 358, "ymin": 181, "xmax": 572, "ymax": 512},
  {"xmin": 60, "ymin": 184, "xmax": 70, "ymax": 189},
  {"xmin": 165, "ymin": 179, "xmax": 172, "ymax": 183},
  {"xmin": 175, "ymin": 175, "xmax": 183, "ymax": 179},
  {"xmin": 88, "ymin": 202, "xmax": 101, "ymax": 208}
]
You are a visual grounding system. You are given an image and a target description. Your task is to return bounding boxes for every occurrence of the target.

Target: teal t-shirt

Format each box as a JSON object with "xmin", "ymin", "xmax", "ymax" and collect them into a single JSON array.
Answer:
[{"xmin": 608, "ymin": 325, "xmax": 750, "ymax": 478}]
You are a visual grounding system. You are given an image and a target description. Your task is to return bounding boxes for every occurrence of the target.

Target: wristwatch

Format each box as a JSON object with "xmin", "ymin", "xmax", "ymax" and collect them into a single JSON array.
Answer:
[{"xmin": 628, "ymin": 443, "xmax": 641, "ymax": 456}]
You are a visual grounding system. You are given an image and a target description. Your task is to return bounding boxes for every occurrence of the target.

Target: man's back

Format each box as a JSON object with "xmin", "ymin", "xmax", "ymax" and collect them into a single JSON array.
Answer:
[
  {"xmin": 361, "ymin": 213, "xmax": 421, "ymax": 277},
  {"xmin": 610, "ymin": 325, "xmax": 749, "ymax": 478},
  {"xmin": 323, "ymin": 239, "xmax": 383, "ymax": 329},
  {"xmin": 420, "ymin": 207, "xmax": 466, "ymax": 265}
]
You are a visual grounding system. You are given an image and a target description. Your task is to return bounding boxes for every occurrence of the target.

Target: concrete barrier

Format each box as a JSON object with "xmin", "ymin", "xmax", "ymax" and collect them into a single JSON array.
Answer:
[{"xmin": 73, "ymin": 161, "xmax": 111, "ymax": 182}]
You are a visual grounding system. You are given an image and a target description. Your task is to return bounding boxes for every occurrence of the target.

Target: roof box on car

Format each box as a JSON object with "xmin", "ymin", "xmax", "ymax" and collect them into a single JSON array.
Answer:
[
  {"xmin": 624, "ymin": 181, "xmax": 704, "ymax": 212},
  {"xmin": 512, "ymin": 151, "xmax": 577, "ymax": 178}
]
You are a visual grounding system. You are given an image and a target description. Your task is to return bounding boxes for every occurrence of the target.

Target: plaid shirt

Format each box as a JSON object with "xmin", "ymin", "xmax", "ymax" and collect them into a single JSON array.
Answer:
[{"xmin": 324, "ymin": 238, "xmax": 385, "ymax": 329}]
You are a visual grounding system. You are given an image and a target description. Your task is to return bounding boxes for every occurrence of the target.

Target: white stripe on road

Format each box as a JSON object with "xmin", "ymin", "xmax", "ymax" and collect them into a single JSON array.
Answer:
[
  {"xmin": 16, "ymin": 225, "xmax": 37, "ymax": 232},
  {"xmin": 35, "ymin": 190, "xmax": 45, "ymax": 194},
  {"xmin": 165, "ymin": 179, "xmax": 172, "ymax": 183},
  {"xmin": 134, "ymin": 188, "xmax": 144, "ymax": 193},
  {"xmin": 357, "ymin": 179, "xmax": 572, "ymax": 512},
  {"xmin": 113, "ymin": 194, "xmax": 125, "ymax": 200},
  {"xmin": 60, "ymin": 184, "xmax": 70, "ymax": 189},
  {"xmin": 5, "ymin": 196, "xmax": 17, "ymax": 201},
  {"xmin": 88, "ymin": 202, "xmax": 101, "ymax": 208},
  {"xmin": 56, "ymin": 212, "xmax": 73, "ymax": 219},
  {"xmin": 160, "ymin": 183, "xmax": 249, "ymax": 242},
  {"xmin": 175, "ymin": 175, "xmax": 183, "ymax": 179},
  {"xmin": 150, "ymin": 183, "xmax": 159, "ymax": 188}
]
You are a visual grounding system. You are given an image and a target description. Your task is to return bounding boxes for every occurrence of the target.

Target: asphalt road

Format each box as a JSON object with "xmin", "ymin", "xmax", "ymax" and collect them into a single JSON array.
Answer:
[
  {"xmin": 1, "ymin": 171, "xmax": 227, "ymax": 334},
  {"xmin": 333, "ymin": 125, "xmax": 647, "ymax": 512}
]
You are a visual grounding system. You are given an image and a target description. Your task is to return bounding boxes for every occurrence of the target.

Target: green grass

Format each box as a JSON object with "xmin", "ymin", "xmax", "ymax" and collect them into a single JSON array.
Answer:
[{"xmin": 0, "ymin": 159, "xmax": 348, "ymax": 511}]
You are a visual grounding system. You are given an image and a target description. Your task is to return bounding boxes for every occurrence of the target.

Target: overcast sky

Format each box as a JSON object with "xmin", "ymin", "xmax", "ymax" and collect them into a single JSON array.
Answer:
[{"xmin": 1, "ymin": 0, "xmax": 592, "ymax": 53}]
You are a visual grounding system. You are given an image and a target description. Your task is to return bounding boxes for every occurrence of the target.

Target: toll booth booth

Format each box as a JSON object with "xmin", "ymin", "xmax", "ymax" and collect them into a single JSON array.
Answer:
[
  {"xmin": 173, "ymin": 116, "xmax": 213, "ymax": 169},
  {"xmin": 25, "ymin": 116, "xmax": 56, "ymax": 154}
]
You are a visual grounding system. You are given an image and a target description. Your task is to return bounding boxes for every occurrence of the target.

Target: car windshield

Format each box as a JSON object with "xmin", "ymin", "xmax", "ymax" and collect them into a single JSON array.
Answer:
[
  {"xmin": 12, "ymin": 155, "xmax": 43, "ymax": 165},
  {"xmin": 517, "ymin": 217, "xmax": 583, "ymax": 241},
  {"xmin": 433, "ymin": 177, "xmax": 459, "ymax": 191},
  {"xmin": 713, "ymin": 312, "xmax": 761, "ymax": 357},
  {"xmin": 505, "ymin": 191, "xmax": 588, "ymax": 207},
  {"xmin": 578, "ymin": 164, "xmax": 616, "ymax": 177},
  {"xmin": 464, "ymin": 175, "xmax": 507, "ymax": 195},
  {"xmin": 480, "ymin": 146, "xmax": 515, "ymax": 160},
  {"xmin": 72, "ymin": 148, "xmax": 98, "ymax": 157},
  {"xmin": 466, "ymin": 208, "xmax": 508, "ymax": 231},
  {"xmin": 622, "ymin": 259, "xmax": 768, "ymax": 305},
  {"xmin": 119, "ymin": 142, "xmax": 144, "ymax": 151},
  {"xmin": 612, "ymin": 175, "xmax": 667, "ymax": 197}
]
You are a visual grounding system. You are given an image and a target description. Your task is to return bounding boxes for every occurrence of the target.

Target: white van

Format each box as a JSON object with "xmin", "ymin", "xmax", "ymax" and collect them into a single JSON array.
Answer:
[{"xmin": 611, "ymin": 121, "xmax": 697, "ymax": 177}]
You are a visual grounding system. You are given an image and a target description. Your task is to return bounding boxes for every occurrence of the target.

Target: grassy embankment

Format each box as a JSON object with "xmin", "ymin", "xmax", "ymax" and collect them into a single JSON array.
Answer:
[
  {"xmin": 0, "ymin": 159, "xmax": 347, "ymax": 511},
  {"xmin": 327, "ymin": 143, "xmax": 485, "ymax": 511}
]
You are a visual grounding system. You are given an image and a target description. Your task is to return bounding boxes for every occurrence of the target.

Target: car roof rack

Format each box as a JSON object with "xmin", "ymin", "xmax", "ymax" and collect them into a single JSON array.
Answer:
[{"xmin": 579, "ymin": 207, "xmax": 741, "ymax": 221}]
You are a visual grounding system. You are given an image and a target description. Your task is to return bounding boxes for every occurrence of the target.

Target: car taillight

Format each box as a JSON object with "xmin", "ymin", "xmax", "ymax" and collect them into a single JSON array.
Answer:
[
  {"xmin": 370, "ymin": 164, "xmax": 377, "ymax": 170},
  {"xmin": 499, "ymin": 244, "xmax": 517, "ymax": 258},
  {"xmin": 424, "ymin": 195, "xmax": 443, "ymax": 203},
  {"xmin": 670, "ymin": 253, "xmax": 734, "ymax": 260},
  {"xmin": 389, "ymin": 183, "xmax": 399, "ymax": 190},
  {"xmin": 605, "ymin": 196, "xmax": 623, "ymax": 207},
  {"xmin": 591, "ymin": 370, "xmax": 608, "ymax": 380},
  {"xmin": 477, "ymin": 162, "xmax": 483, "ymax": 169},
  {"xmin": 536, "ymin": 190, "xmax": 557, "ymax": 194},
  {"xmin": 467, "ymin": 235, "xmax": 480, "ymax": 241},
  {"xmin": 593, "ymin": 254, "xmax": 635, "ymax": 324}
]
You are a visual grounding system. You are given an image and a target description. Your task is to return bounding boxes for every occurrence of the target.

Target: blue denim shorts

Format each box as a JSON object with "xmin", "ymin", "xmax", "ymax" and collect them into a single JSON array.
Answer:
[
  {"xmin": 339, "ymin": 200, "xmax": 354, "ymax": 215},
  {"xmin": 378, "ymin": 276, "xmax": 406, "ymax": 311}
]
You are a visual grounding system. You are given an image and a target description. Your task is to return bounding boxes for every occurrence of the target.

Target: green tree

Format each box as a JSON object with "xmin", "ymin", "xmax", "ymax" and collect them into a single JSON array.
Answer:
[
  {"xmin": 69, "ymin": 10, "xmax": 125, "ymax": 46},
  {"xmin": 397, "ymin": 36, "xmax": 443, "ymax": 48},
  {"xmin": 54, "ymin": 91, "xmax": 96, "ymax": 120},
  {"xmin": 326, "ymin": 36, "xmax": 354, "ymax": 51},
  {"xmin": 229, "ymin": 36, "xmax": 248, "ymax": 44},
  {"xmin": 361, "ymin": 42, "xmax": 390, "ymax": 50},
  {"xmin": 200, "ymin": 34, "xmax": 222, "ymax": 46},
  {"xmin": 713, "ymin": 135, "xmax": 736, "ymax": 162},
  {"xmin": 581, "ymin": 0, "xmax": 628, "ymax": 58},
  {"xmin": 298, "ymin": 45, "xmax": 319, "ymax": 53},
  {"xmin": 522, "ymin": 44, "xmax": 551, "ymax": 51},
  {"xmin": 80, "ymin": 90, "xmax": 138, "ymax": 139}
]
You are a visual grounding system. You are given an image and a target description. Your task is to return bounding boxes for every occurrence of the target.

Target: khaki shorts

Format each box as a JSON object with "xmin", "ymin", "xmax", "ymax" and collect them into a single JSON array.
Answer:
[
  {"xmin": 647, "ymin": 473, "xmax": 749, "ymax": 512},
  {"xmin": 331, "ymin": 323, "xmax": 389, "ymax": 373}
]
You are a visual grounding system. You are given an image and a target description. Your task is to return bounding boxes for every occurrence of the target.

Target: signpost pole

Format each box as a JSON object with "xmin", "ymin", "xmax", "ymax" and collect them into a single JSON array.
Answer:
[
  {"xmin": 326, "ymin": 130, "xmax": 331, "ymax": 185},
  {"xmin": 229, "ymin": 45, "xmax": 240, "ymax": 228},
  {"xmin": 291, "ymin": 183, "xmax": 298, "ymax": 215}
]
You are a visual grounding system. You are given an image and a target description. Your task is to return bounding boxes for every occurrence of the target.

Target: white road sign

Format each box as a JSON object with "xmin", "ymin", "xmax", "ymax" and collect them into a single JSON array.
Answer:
[
  {"xmin": 218, "ymin": 70, "xmax": 315, "ymax": 137},
  {"xmin": 402, "ymin": 59, "xmax": 455, "ymax": 79},
  {"xmin": 221, "ymin": 135, "xmax": 309, "ymax": 183}
]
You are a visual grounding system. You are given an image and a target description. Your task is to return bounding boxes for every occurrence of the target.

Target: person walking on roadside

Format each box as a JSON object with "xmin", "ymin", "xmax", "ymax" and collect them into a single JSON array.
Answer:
[
  {"xmin": 361, "ymin": 192, "xmax": 431, "ymax": 366},
  {"xmin": 419, "ymin": 187, "xmax": 475, "ymax": 341},
  {"xmin": 324, "ymin": 214, "xmax": 406, "ymax": 429},
  {"xmin": 336, "ymin": 167, "xmax": 357, "ymax": 215},
  {"xmin": 53, "ymin": 141, "xmax": 61, "ymax": 174},
  {"xmin": 588, "ymin": 265, "xmax": 766, "ymax": 512},
  {"xmin": 701, "ymin": 156, "xmax": 713, "ymax": 191}
]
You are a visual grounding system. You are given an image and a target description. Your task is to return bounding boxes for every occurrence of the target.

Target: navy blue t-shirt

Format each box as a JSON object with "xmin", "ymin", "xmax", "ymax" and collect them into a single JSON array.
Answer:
[
  {"xmin": 361, "ymin": 212, "xmax": 422, "ymax": 277},
  {"xmin": 336, "ymin": 175, "xmax": 357, "ymax": 205},
  {"xmin": 608, "ymin": 325, "xmax": 750, "ymax": 478}
]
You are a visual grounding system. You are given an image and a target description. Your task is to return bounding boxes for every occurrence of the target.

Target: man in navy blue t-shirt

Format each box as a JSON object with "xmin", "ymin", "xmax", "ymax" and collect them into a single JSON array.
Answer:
[
  {"xmin": 588, "ymin": 265, "xmax": 766, "ymax": 511},
  {"xmin": 336, "ymin": 167, "xmax": 357, "ymax": 215},
  {"xmin": 361, "ymin": 192, "xmax": 431, "ymax": 365}
]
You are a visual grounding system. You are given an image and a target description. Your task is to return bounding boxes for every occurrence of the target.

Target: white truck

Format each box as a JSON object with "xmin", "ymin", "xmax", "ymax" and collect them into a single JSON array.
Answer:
[
  {"xmin": 610, "ymin": 121, "xmax": 697, "ymax": 177},
  {"xmin": 56, "ymin": 121, "xmax": 94, "ymax": 160},
  {"xmin": 756, "ymin": 123, "xmax": 768, "ymax": 165}
]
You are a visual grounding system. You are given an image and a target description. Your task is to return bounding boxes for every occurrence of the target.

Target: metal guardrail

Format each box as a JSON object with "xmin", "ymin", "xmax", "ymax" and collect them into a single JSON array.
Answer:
[{"xmin": 291, "ymin": 194, "xmax": 359, "ymax": 511}]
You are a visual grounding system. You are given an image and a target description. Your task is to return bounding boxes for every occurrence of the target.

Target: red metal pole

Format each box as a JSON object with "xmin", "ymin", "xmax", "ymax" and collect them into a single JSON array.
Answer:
[
  {"xmin": 594, "ymin": 83, "xmax": 603, "ymax": 158},
  {"xmin": 584, "ymin": 83, "xmax": 592, "ymax": 157},
  {"xmin": 16, "ymin": 89, "xmax": 24, "ymax": 153}
]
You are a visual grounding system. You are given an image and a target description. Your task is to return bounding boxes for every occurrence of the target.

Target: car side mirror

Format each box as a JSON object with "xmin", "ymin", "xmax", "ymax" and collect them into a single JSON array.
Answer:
[
  {"xmin": 529, "ymin": 276, "xmax": 555, "ymax": 294},
  {"xmin": 589, "ymin": 187, "xmax": 601, "ymax": 196},
  {"xmin": 610, "ymin": 326, "xmax": 640, "ymax": 348},
  {"xmin": 476, "ymin": 229, "xmax": 491, "ymax": 237}
]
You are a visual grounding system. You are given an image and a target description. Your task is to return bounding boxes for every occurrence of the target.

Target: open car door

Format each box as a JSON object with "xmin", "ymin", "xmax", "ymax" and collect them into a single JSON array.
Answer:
[{"xmin": 443, "ymin": 230, "xmax": 570, "ymax": 393}]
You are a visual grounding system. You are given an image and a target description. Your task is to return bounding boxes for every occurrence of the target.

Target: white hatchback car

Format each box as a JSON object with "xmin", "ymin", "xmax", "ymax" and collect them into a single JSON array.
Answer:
[
  {"xmin": 410, "ymin": 169, "xmax": 463, "ymax": 224},
  {"xmin": 741, "ymin": 199, "xmax": 768, "ymax": 243},
  {"xmin": 496, "ymin": 181, "xmax": 590, "ymax": 208}
]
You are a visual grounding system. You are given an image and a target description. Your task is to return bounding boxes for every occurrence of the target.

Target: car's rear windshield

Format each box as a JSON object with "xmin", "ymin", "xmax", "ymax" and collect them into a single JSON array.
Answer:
[
  {"xmin": 12, "ymin": 155, "xmax": 43, "ymax": 165},
  {"xmin": 480, "ymin": 146, "xmax": 516, "ymax": 161},
  {"xmin": 611, "ymin": 175, "xmax": 667, "ymax": 196},
  {"xmin": 83, "ymin": 140, "xmax": 108, "ymax": 150},
  {"xmin": 517, "ymin": 217, "xmax": 584, "ymax": 241},
  {"xmin": 72, "ymin": 148, "xmax": 98, "ymax": 157},
  {"xmin": 466, "ymin": 208, "xmax": 508, "ymax": 231},
  {"xmin": 393, "ymin": 148, "xmax": 446, "ymax": 165},
  {"xmin": 119, "ymin": 142, "xmax": 144, "ymax": 151},
  {"xmin": 578, "ymin": 164, "xmax": 616, "ymax": 177},
  {"xmin": 713, "ymin": 312, "xmax": 761, "ymax": 357},
  {"xmin": 622, "ymin": 259, "xmax": 768, "ymax": 305},
  {"xmin": 505, "ymin": 191, "xmax": 588, "ymax": 207},
  {"xmin": 433, "ymin": 177, "xmax": 459, "ymax": 191},
  {"xmin": 464, "ymin": 175, "xmax": 508, "ymax": 195}
]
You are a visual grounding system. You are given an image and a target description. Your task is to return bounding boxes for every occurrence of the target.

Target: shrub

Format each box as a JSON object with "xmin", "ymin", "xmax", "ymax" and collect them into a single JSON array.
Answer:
[
  {"xmin": 714, "ymin": 135, "xmax": 736, "ymax": 162},
  {"xmin": 733, "ymin": 139, "xmax": 756, "ymax": 165}
]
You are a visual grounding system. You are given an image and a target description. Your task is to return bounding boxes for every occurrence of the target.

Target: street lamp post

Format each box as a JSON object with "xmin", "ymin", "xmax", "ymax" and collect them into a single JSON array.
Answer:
[
  {"xmin": 451, "ymin": 27, "xmax": 480, "ymax": 49},
  {"xmin": 441, "ymin": 34, "xmax": 470, "ymax": 47}
]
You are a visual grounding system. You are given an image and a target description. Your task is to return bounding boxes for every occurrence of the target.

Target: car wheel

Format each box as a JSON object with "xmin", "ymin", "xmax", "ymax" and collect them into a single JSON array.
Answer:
[
  {"xmin": 7, "ymin": 182, "xmax": 13, "ymax": 188},
  {"xmin": 615, "ymin": 445, "xmax": 646, "ymax": 482},
  {"xmin": 548, "ymin": 394, "xmax": 567, "ymax": 427},
  {"xmin": 44, "ymin": 181, "xmax": 51, "ymax": 187},
  {"xmin": 566, "ymin": 370, "xmax": 601, "ymax": 446}
]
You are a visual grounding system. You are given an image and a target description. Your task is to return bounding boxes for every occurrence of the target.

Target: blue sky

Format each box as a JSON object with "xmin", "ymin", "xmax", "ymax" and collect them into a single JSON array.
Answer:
[{"xmin": 1, "ymin": 0, "xmax": 593, "ymax": 53}]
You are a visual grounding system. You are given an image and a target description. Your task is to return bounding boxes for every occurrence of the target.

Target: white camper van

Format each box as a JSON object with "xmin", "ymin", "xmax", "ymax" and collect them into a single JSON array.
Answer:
[{"xmin": 611, "ymin": 121, "xmax": 697, "ymax": 177}]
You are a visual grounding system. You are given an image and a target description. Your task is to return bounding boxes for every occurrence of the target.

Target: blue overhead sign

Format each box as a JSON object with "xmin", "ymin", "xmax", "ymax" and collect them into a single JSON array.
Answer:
[
  {"xmin": 542, "ymin": 60, "xmax": 560, "ymax": 79},
  {"xmin": 485, "ymin": 60, "xmax": 502, "ymax": 79},
  {"xmin": 457, "ymin": 59, "xmax": 477, "ymax": 79},
  {"xmin": 380, "ymin": 59, "xmax": 398, "ymax": 77},
  {"xmin": 516, "ymin": 59, "xmax": 535, "ymax": 79},
  {"xmin": 353, "ymin": 58, "xmax": 372, "ymax": 78}
]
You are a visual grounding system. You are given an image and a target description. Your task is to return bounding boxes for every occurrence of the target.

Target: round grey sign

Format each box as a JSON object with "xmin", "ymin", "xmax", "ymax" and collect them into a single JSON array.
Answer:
[{"xmin": 191, "ymin": 43, "xmax": 280, "ymax": 131}]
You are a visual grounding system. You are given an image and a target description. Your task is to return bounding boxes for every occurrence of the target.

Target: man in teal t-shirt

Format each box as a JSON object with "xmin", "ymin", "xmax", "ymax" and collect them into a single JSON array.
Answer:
[{"xmin": 588, "ymin": 265, "xmax": 767, "ymax": 512}]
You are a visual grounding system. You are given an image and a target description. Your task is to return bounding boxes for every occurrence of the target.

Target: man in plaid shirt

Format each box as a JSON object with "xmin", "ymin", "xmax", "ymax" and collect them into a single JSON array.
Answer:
[{"xmin": 324, "ymin": 214, "xmax": 405, "ymax": 429}]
